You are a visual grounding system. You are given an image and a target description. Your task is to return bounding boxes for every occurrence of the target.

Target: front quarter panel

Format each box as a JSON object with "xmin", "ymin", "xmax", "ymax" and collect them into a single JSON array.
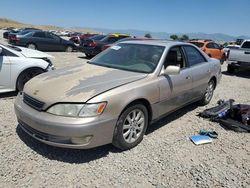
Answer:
[{"xmin": 87, "ymin": 75, "xmax": 160, "ymax": 121}]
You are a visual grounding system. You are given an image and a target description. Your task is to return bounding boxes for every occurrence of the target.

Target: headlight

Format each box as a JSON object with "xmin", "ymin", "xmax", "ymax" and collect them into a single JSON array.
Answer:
[{"xmin": 47, "ymin": 102, "xmax": 106, "ymax": 117}]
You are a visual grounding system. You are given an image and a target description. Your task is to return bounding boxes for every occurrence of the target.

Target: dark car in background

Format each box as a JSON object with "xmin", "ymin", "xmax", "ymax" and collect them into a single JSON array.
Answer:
[
  {"xmin": 69, "ymin": 33, "xmax": 96, "ymax": 44},
  {"xmin": 8, "ymin": 30, "xmax": 76, "ymax": 52},
  {"xmin": 80, "ymin": 34, "xmax": 130, "ymax": 57},
  {"xmin": 3, "ymin": 27, "xmax": 40, "ymax": 39}
]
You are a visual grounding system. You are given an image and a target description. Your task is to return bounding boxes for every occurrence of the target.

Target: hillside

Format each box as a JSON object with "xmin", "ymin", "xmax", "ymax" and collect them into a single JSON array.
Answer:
[{"xmin": 0, "ymin": 18, "xmax": 97, "ymax": 33}]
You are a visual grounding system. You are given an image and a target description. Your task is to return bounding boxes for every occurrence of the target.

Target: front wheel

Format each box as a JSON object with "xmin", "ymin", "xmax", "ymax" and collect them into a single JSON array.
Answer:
[
  {"xmin": 112, "ymin": 104, "xmax": 148, "ymax": 150},
  {"xmin": 199, "ymin": 79, "xmax": 215, "ymax": 106},
  {"xmin": 16, "ymin": 68, "xmax": 44, "ymax": 91},
  {"xmin": 27, "ymin": 43, "xmax": 36, "ymax": 50},
  {"xmin": 65, "ymin": 46, "xmax": 73, "ymax": 52}
]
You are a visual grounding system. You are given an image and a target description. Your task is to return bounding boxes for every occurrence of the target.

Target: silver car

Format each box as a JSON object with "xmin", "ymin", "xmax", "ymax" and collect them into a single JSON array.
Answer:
[{"xmin": 14, "ymin": 40, "xmax": 221, "ymax": 150}]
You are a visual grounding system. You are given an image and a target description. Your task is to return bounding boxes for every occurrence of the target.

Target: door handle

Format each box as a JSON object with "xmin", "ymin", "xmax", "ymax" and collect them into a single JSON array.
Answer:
[{"xmin": 186, "ymin": 76, "xmax": 191, "ymax": 80}]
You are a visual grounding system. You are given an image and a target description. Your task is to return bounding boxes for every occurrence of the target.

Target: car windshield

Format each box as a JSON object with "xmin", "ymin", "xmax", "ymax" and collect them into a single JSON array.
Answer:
[
  {"xmin": 190, "ymin": 42, "xmax": 204, "ymax": 48},
  {"xmin": 89, "ymin": 43, "xmax": 165, "ymax": 73}
]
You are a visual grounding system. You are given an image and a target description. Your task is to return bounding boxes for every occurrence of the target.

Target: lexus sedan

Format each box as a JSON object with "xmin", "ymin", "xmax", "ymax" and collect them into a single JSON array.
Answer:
[
  {"xmin": 14, "ymin": 40, "xmax": 221, "ymax": 150},
  {"xmin": 0, "ymin": 44, "xmax": 54, "ymax": 93}
]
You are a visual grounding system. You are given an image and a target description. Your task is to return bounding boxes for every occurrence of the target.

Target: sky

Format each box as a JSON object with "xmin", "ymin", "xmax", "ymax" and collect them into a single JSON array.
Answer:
[{"xmin": 0, "ymin": 0, "xmax": 249, "ymax": 36}]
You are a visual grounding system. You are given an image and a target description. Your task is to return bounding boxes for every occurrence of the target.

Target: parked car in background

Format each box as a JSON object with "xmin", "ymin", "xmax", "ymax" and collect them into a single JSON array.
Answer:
[
  {"xmin": 0, "ymin": 43, "xmax": 54, "ymax": 93},
  {"xmin": 15, "ymin": 40, "xmax": 221, "ymax": 150},
  {"xmin": 8, "ymin": 29, "xmax": 40, "ymax": 43},
  {"xmin": 3, "ymin": 28, "xmax": 40, "ymax": 39},
  {"xmin": 80, "ymin": 33, "xmax": 130, "ymax": 57},
  {"xmin": 8, "ymin": 30, "xmax": 76, "ymax": 52},
  {"xmin": 226, "ymin": 39, "xmax": 250, "ymax": 73},
  {"xmin": 69, "ymin": 33, "xmax": 96, "ymax": 44},
  {"xmin": 189, "ymin": 40, "xmax": 226, "ymax": 63},
  {"xmin": 223, "ymin": 44, "xmax": 240, "ymax": 57}
]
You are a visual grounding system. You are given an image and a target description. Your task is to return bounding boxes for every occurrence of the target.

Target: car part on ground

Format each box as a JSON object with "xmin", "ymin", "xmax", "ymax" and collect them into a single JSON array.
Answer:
[
  {"xmin": 14, "ymin": 40, "xmax": 221, "ymax": 150},
  {"xmin": 0, "ymin": 43, "xmax": 54, "ymax": 93}
]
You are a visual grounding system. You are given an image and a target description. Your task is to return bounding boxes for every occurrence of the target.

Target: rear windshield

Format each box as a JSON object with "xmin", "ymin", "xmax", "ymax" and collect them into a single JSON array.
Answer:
[
  {"xmin": 241, "ymin": 41, "xmax": 250, "ymax": 49},
  {"xmin": 90, "ymin": 35, "xmax": 106, "ymax": 41},
  {"xmin": 190, "ymin": 42, "xmax": 204, "ymax": 48}
]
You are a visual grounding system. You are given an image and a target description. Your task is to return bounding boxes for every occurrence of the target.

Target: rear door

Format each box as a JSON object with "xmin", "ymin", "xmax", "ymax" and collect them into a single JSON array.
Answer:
[
  {"xmin": 183, "ymin": 45, "xmax": 211, "ymax": 100},
  {"xmin": 157, "ymin": 46, "xmax": 193, "ymax": 116}
]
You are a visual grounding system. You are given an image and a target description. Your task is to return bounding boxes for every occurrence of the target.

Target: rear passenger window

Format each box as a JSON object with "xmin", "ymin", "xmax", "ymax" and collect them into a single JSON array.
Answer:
[
  {"xmin": 183, "ymin": 46, "xmax": 206, "ymax": 66},
  {"xmin": 206, "ymin": 43, "xmax": 214, "ymax": 48},
  {"xmin": 241, "ymin": 42, "xmax": 250, "ymax": 48},
  {"xmin": 33, "ymin": 32, "xmax": 46, "ymax": 38}
]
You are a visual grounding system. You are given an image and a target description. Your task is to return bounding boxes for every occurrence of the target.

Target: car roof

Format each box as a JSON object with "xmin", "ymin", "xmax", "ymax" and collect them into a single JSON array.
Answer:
[{"xmin": 119, "ymin": 40, "xmax": 187, "ymax": 47}]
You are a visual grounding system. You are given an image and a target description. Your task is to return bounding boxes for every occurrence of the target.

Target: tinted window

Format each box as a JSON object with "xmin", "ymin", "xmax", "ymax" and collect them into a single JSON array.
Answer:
[
  {"xmin": 241, "ymin": 41, "xmax": 250, "ymax": 48},
  {"xmin": 33, "ymin": 32, "xmax": 46, "ymax": 38},
  {"xmin": 1, "ymin": 46, "xmax": 18, "ymax": 57},
  {"xmin": 190, "ymin": 42, "xmax": 204, "ymax": 48},
  {"xmin": 90, "ymin": 35, "xmax": 105, "ymax": 40},
  {"xmin": 206, "ymin": 43, "xmax": 214, "ymax": 48},
  {"xmin": 183, "ymin": 46, "xmax": 206, "ymax": 66},
  {"xmin": 47, "ymin": 33, "xmax": 60, "ymax": 40},
  {"xmin": 213, "ymin": 43, "xmax": 221, "ymax": 49},
  {"xmin": 108, "ymin": 37, "xmax": 119, "ymax": 43}
]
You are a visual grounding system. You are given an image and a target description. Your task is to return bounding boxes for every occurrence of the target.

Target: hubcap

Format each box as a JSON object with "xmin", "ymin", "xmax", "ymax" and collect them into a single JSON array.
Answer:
[
  {"xmin": 28, "ymin": 44, "xmax": 36, "ymax": 49},
  {"xmin": 205, "ymin": 81, "xmax": 214, "ymax": 102},
  {"xmin": 122, "ymin": 109, "xmax": 145, "ymax": 144}
]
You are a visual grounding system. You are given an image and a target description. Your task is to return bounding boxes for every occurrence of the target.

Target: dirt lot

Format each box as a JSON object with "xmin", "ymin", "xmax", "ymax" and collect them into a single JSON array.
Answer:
[{"xmin": 0, "ymin": 30, "xmax": 250, "ymax": 188}]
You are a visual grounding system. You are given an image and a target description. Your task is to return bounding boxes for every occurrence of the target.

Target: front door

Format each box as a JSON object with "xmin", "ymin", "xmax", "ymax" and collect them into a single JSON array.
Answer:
[{"xmin": 157, "ymin": 46, "xmax": 193, "ymax": 116}]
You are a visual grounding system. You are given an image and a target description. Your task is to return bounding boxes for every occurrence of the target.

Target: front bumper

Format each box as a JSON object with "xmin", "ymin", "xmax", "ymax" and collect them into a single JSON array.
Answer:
[{"xmin": 14, "ymin": 94, "xmax": 117, "ymax": 149}]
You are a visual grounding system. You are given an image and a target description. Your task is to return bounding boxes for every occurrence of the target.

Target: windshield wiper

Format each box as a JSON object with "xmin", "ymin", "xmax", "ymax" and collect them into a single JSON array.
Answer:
[{"xmin": 7, "ymin": 45, "xmax": 22, "ymax": 52}]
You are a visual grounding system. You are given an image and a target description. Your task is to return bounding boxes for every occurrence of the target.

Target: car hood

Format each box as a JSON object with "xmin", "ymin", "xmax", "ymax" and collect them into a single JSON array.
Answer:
[
  {"xmin": 19, "ymin": 47, "xmax": 53, "ymax": 58},
  {"xmin": 24, "ymin": 63, "xmax": 147, "ymax": 106}
]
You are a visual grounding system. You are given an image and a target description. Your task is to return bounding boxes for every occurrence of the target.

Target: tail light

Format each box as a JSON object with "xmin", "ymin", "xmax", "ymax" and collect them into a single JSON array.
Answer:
[
  {"xmin": 88, "ymin": 42, "xmax": 97, "ymax": 47},
  {"xmin": 102, "ymin": 45, "xmax": 110, "ymax": 51}
]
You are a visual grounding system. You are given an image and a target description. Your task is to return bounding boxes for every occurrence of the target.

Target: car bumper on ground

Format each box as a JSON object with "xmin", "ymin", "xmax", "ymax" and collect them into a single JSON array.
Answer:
[{"xmin": 14, "ymin": 94, "xmax": 117, "ymax": 149}]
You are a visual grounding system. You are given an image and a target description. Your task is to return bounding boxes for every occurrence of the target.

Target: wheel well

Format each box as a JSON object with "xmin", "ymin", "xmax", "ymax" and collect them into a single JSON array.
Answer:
[
  {"xmin": 208, "ymin": 54, "xmax": 212, "ymax": 57},
  {"xmin": 210, "ymin": 76, "xmax": 217, "ymax": 89},
  {"xmin": 16, "ymin": 67, "xmax": 45, "ymax": 90},
  {"xmin": 122, "ymin": 99, "xmax": 153, "ymax": 123}
]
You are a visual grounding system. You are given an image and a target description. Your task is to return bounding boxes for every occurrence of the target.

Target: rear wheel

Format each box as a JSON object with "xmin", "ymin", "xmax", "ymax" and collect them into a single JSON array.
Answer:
[
  {"xmin": 16, "ymin": 68, "xmax": 44, "ymax": 91},
  {"xmin": 199, "ymin": 79, "xmax": 215, "ymax": 106},
  {"xmin": 65, "ymin": 46, "xmax": 73, "ymax": 52},
  {"xmin": 112, "ymin": 104, "xmax": 148, "ymax": 150},
  {"xmin": 26, "ymin": 43, "xmax": 36, "ymax": 50},
  {"xmin": 227, "ymin": 64, "xmax": 235, "ymax": 73}
]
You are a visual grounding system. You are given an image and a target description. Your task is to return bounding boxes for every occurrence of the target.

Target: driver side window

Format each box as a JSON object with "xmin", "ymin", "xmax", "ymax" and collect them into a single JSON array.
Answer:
[{"xmin": 164, "ymin": 47, "xmax": 185, "ymax": 69}]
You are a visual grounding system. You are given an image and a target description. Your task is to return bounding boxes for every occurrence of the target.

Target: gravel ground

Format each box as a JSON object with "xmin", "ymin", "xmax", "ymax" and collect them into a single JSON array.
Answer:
[{"xmin": 0, "ymin": 30, "xmax": 250, "ymax": 188}]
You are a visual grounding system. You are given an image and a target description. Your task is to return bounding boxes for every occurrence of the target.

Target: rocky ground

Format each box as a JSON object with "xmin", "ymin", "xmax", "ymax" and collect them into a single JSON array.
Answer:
[{"xmin": 0, "ymin": 31, "xmax": 249, "ymax": 187}]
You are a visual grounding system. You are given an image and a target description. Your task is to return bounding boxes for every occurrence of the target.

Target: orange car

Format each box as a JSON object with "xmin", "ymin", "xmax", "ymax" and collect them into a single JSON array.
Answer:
[{"xmin": 190, "ymin": 40, "xmax": 226, "ymax": 63}]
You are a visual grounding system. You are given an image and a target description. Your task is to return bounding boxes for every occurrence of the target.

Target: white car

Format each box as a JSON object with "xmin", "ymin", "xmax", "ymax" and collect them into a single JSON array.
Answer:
[{"xmin": 0, "ymin": 44, "xmax": 54, "ymax": 93}]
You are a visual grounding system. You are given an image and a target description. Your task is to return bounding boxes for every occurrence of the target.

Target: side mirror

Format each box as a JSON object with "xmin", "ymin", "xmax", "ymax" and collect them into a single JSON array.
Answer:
[
  {"xmin": 162, "ymin": 65, "xmax": 180, "ymax": 75},
  {"xmin": 0, "ymin": 47, "xmax": 2, "ymax": 55}
]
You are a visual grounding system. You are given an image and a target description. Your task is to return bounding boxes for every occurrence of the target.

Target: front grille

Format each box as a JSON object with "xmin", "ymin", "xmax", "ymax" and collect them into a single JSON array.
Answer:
[
  {"xmin": 19, "ymin": 120, "xmax": 70, "ymax": 144},
  {"xmin": 23, "ymin": 93, "xmax": 45, "ymax": 111}
]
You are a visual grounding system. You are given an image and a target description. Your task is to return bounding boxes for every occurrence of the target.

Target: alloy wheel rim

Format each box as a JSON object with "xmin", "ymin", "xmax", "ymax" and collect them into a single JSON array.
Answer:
[
  {"xmin": 205, "ymin": 81, "xmax": 214, "ymax": 102},
  {"xmin": 122, "ymin": 109, "xmax": 145, "ymax": 144}
]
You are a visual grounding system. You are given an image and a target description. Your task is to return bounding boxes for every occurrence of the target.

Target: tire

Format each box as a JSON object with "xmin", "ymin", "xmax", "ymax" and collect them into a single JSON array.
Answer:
[
  {"xmin": 16, "ymin": 68, "xmax": 44, "ymax": 91},
  {"xmin": 85, "ymin": 54, "xmax": 93, "ymax": 58},
  {"xmin": 227, "ymin": 64, "xmax": 235, "ymax": 73},
  {"xmin": 26, "ymin": 43, "xmax": 37, "ymax": 50},
  {"xmin": 199, "ymin": 79, "xmax": 215, "ymax": 106},
  {"xmin": 65, "ymin": 46, "xmax": 73, "ymax": 52},
  {"xmin": 112, "ymin": 104, "xmax": 148, "ymax": 150}
]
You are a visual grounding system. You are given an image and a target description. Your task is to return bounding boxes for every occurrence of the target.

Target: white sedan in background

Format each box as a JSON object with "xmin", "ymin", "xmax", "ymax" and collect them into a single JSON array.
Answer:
[{"xmin": 0, "ymin": 44, "xmax": 54, "ymax": 93}]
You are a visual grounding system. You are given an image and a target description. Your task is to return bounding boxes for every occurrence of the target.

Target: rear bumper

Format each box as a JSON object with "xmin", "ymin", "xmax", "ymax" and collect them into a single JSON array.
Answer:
[{"xmin": 14, "ymin": 93, "xmax": 117, "ymax": 149}]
